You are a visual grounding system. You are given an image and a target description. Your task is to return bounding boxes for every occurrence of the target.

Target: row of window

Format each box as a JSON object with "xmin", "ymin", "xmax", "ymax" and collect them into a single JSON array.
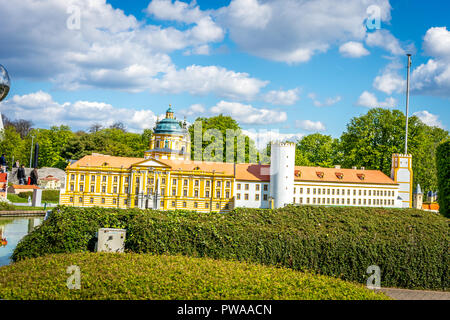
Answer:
[
  {"xmin": 236, "ymin": 183, "xmax": 269, "ymax": 191},
  {"xmin": 69, "ymin": 196, "xmax": 127, "ymax": 205},
  {"xmin": 236, "ymin": 193, "xmax": 268, "ymax": 201},
  {"xmin": 68, "ymin": 196, "xmax": 231, "ymax": 210},
  {"xmin": 170, "ymin": 201, "xmax": 230, "ymax": 210},
  {"xmin": 71, "ymin": 174, "xmax": 232, "ymax": 189},
  {"xmin": 295, "ymin": 187, "xmax": 395, "ymax": 197},
  {"xmin": 294, "ymin": 197, "xmax": 395, "ymax": 206}
]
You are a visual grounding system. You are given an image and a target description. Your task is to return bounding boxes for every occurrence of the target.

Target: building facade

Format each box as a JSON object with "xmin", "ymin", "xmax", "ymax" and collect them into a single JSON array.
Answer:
[{"xmin": 60, "ymin": 108, "xmax": 410, "ymax": 211}]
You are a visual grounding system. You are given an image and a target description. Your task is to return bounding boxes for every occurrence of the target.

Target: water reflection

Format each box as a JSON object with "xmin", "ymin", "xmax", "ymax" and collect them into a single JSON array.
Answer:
[{"xmin": 0, "ymin": 217, "xmax": 43, "ymax": 266}]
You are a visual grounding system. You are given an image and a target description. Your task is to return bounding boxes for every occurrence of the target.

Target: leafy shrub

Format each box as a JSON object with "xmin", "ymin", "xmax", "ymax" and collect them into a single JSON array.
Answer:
[
  {"xmin": 13, "ymin": 205, "xmax": 449, "ymax": 290},
  {"xmin": 0, "ymin": 201, "xmax": 15, "ymax": 211},
  {"xmin": 436, "ymin": 140, "xmax": 450, "ymax": 217},
  {"xmin": 0, "ymin": 252, "xmax": 388, "ymax": 300}
]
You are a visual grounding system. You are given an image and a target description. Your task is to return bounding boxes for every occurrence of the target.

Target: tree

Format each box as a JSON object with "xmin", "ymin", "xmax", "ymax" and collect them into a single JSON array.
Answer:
[
  {"xmin": 436, "ymin": 140, "xmax": 450, "ymax": 217},
  {"xmin": 340, "ymin": 108, "xmax": 449, "ymax": 193},
  {"xmin": 1, "ymin": 114, "xmax": 33, "ymax": 138},
  {"xmin": 188, "ymin": 115, "xmax": 262, "ymax": 163},
  {"xmin": 88, "ymin": 123, "xmax": 103, "ymax": 133},
  {"xmin": 0, "ymin": 126, "xmax": 26, "ymax": 166},
  {"xmin": 109, "ymin": 122, "xmax": 127, "ymax": 132},
  {"xmin": 295, "ymin": 133, "xmax": 341, "ymax": 167}
]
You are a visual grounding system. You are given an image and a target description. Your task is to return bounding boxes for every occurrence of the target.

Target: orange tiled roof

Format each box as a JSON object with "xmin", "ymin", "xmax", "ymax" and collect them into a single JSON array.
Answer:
[
  {"xmin": 235, "ymin": 163, "xmax": 270, "ymax": 181},
  {"xmin": 294, "ymin": 166, "xmax": 396, "ymax": 185},
  {"xmin": 68, "ymin": 154, "xmax": 144, "ymax": 169},
  {"xmin": 11, "ymin": 185, "xmax": 40, "ymax": 189},
  {"xmin": 158, "ymin": 159, "xmax": 236, "ymax": 175},
  {"xmin": 41, "ymin": 175, "xmax": 59, "ymax": 181},
  {"xmin": 422, "ymin": 203, "xmax": 439, "ymax": 211}
]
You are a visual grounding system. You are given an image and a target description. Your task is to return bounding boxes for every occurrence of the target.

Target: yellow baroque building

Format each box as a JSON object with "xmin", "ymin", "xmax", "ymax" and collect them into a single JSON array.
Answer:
[{"xmin": 60, "ymin": 107, "xmax": 413, "ymax": 211}]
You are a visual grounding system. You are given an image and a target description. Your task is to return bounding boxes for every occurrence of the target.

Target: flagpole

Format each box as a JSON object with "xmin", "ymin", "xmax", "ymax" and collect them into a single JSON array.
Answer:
[{"xmin": 405, "ymin": 54, "xmax": 411, "ymax": 154}]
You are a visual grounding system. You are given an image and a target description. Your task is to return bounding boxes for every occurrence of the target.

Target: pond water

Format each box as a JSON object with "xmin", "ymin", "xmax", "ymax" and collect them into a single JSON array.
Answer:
[{"xmin": 0, "ymin": 217, "xmax": 43, "ymax": 266}]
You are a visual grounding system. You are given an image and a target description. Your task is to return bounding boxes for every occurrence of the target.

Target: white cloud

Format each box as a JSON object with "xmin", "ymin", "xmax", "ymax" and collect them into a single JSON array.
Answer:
[
  {"xmin": 263, "ymin": 88, "xmax": 300, "ymax": 105},
  {"xmin": 146, "ymin": 0, "xmax": 205, "ymax": 24},
  {"xmin": 409, "ymin": 27, "xmax": 450, "ymax": 97},
  {"xmin": 150, "ymin": 65, "xmax": 268, "ymax": 100},
  {"xmin": 179, "ymin": 104, "xmax": 206, "ymax": 117},
  {"xmin": 0, "ymin": 0, "xmax": 260, "ymax": 100},
  {"xmin": 0, "ymin": 91, "xmax": 157, "ymax": 132},
  {"xmin": 339, "ymin": 41, "xmax": 370, "ymax": 58},
  {"xmin": 365, "ymin": 30, "xmax": 405, "ymax": 55},
  {"xmin": 209, "ymin": 101, "xmax": 287, "ymax": 124},
  {"xmin": 413, "ymin": 110, "xmax": 444, "ymax": 128},
  {"xmin": 308, "ymin": 93, "xmax": 341, "ymax": 107},
  {"xmin": 356, "ymin": 91, "xmax": 396, "ymax": 108},
  {"xmin": 373, "ymin": 65, "xmax": 405, "ymax": 95},
  {"xmin": 423, "ymin": 27, "xmax": 450, "ymax": 60},
  {"xmin": 216, "ymin": 0, "xmax": 392, "ymax": 64},
  {"xmin": 295, "ymin": 120, "xmax": 326, "ymax": 132},
  {"xmin": 242, "ymin": 129, "xmax": 303, "ymax": 149}
]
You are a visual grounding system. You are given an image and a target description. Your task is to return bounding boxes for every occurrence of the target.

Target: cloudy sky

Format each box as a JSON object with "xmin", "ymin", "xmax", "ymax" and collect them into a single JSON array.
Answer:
[{"xmin": 0, "ymin": 0, "xmax": 448, "ymax": 147}]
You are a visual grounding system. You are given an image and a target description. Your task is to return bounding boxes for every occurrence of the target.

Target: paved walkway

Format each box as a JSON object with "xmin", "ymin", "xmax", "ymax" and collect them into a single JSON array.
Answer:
[{"xmin": 377, "ymin": 288, "xmax": 450, "ymax": 300}]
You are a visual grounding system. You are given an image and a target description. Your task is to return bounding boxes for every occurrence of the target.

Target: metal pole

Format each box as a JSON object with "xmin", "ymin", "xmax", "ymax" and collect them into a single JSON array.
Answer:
[
  {"xmin": 29, "ymin": 135, "xmax": 34, "ymax": 168},
  {"xmin": 405, "ymin": 54, "xmax": 412, "ymax": 154}
]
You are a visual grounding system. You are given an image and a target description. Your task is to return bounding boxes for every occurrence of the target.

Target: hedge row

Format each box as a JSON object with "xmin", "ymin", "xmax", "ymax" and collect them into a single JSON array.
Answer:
[
  {"xmin": 13, "ymin": 205, "xmax": 449, "ymax": 290},
  {"xmin": 0, "ymin": 252, "xmax": 388, "ymax": 300},
  {"xmin": 436, "ymin": 140, "xmax": 450, "ymax": 217}
]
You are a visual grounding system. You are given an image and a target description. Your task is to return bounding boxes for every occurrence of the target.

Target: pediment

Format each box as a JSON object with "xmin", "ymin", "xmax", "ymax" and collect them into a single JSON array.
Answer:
[{"xmin": 132, "ymin": 158, "xmax": 170, "ymax": 168}]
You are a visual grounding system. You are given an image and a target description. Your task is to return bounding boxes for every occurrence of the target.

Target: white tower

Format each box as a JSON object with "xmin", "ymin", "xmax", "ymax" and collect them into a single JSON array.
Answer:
[
  {"xmin": 270, "ymin": 142, "xmax": 295, "ymax": 209},
  {"xmin": 391, "ymin": 154, "xmax": 413, "ymax": 208}
]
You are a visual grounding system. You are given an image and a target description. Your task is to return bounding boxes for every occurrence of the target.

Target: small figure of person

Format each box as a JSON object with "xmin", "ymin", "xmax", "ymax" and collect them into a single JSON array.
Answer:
[
  {"xmin": 17, "ymin": 164, "xmax": 26, "ymax": 185},
  {"xmin": 13, "ymin": 160, "xmax": 19, "ymax": 168},
  {"xmin": 30, "ymin": 167, "xmax": 39, "ymax": 185},
  {"xmin": 0, "ymin": 154, "xmax": 6, "ymax": 172}
]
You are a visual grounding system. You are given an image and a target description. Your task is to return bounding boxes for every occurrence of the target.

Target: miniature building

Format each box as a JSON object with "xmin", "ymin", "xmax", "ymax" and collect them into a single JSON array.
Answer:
[
  {"xmin": 60, "ymin": 107, "xmax": 407, "ymax": 212},
  {"xmin": 38, "ymin": 175, "xmax": 61, "ymax": 190},
  {"xmin": 7, "ymin": 184, "xmax": 40, "ymax": 195},
  {"xmin": 413, "ymin": 184, "xmax": 423, "ymax": 209}
]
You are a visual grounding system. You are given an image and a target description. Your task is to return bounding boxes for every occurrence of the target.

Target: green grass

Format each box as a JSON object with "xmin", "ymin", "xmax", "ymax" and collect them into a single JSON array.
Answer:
[
  {"xmin": 7, "ymin": 194, "xmax": 28, "ymax": 203},
  {"xmin": 0, "ymin": 252, "xmax": 389, "ymax": 300}
]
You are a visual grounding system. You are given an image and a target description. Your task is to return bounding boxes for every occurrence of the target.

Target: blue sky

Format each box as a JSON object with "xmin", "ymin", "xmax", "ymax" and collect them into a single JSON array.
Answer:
[{"xmin": 0, "ymin": 0, "xmax": 448, "ymax": 148}]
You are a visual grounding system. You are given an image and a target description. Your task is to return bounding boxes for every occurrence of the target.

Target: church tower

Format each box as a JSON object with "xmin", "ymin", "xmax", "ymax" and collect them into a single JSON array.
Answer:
[
  {"xmin": 144, "ymin": 106, "xmax": 191, "ymax": 161},
  {"xmin": 391, "ymin": 154, "xmax": 413, "ymax": 208}
]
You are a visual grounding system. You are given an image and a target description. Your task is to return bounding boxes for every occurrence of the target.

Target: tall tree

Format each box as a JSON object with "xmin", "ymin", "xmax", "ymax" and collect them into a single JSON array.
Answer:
[
  {"xmin": 188, "ymin": 115, "xmax": 262, "ymax": 163},
  {"xmin": 340, "ymin": 108, "xmax": 449, "ymax": 193},
  {"xmin": 295, "ymin": 133, "xmax": 341, "ymax": 167}
]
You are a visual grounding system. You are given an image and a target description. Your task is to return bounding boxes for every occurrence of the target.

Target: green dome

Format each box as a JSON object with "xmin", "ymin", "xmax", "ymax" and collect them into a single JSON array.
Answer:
[{"xmin": 154, "ymin": 118, "xmax": 183, "ymax": 135}]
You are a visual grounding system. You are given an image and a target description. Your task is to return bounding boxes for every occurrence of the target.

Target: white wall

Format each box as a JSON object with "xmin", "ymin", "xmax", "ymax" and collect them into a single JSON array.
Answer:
[{"xmin": 234, "ymin": 181, "xmax": 270, "ymax": 209}]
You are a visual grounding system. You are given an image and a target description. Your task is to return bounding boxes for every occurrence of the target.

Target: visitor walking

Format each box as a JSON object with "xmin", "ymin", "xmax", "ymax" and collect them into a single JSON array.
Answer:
[
  {"xmin": 30, "ymin": 167, "xmax": 38, "ymax": 185},
  {"xmin": 0, "ymin": 154, "xmax": 6, "ymax": 172},
  {"xmin": 17, "ymin": 164, "xmax": 26, "ymax": 185}
]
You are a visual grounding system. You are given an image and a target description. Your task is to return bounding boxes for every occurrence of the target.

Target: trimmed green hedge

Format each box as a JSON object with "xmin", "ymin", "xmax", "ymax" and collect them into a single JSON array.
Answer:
[
  {"xmin": 13, "ymin": 205, "xmax": 449, "ymax": 290},
  {"xmin": 437, "ymin": 140, "xmax": 450, "ymax": 217},
  {"xmin": 0, "ymin": 252, "xmax": 388, "ymax": 300}
]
